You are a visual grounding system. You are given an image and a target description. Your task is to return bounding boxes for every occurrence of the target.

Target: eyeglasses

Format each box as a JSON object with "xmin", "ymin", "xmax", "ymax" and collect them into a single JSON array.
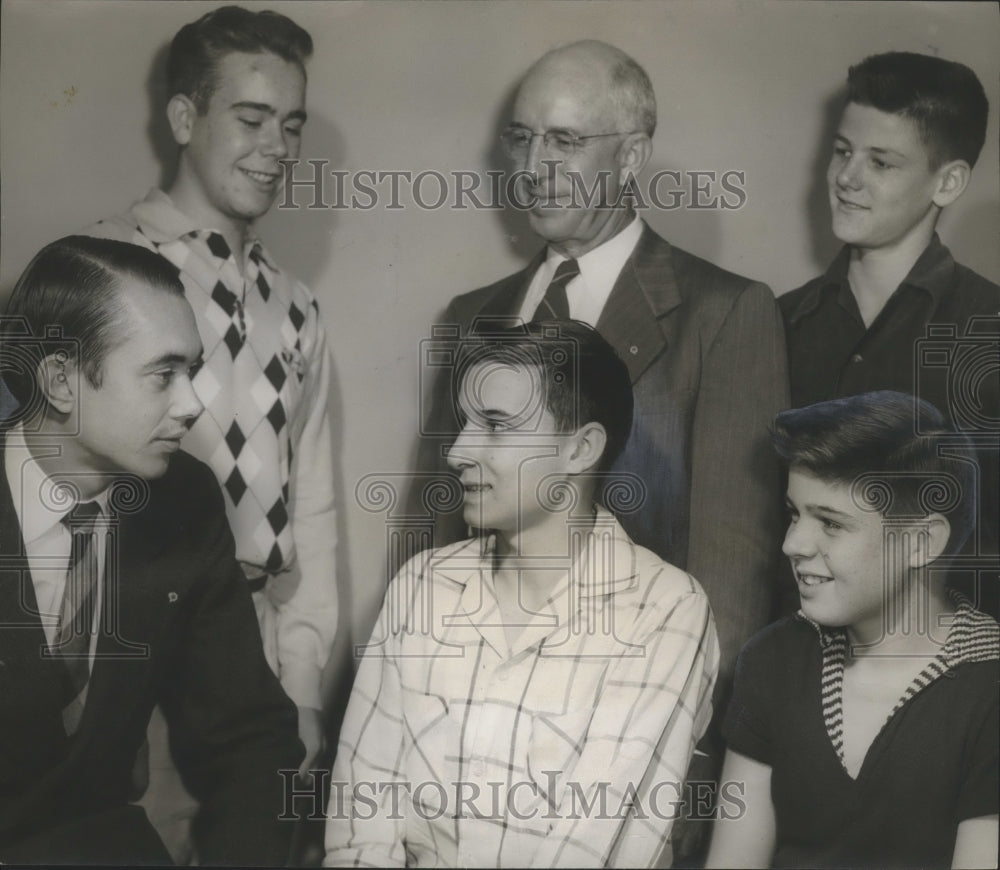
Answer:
[{"xmin": 499, "ymin": 125, "xmax": 639, "ymax": 159}]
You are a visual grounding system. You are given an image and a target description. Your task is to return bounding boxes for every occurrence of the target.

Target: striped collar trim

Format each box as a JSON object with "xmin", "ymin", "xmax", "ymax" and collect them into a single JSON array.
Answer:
[{"xmin": 798, "ymin": 599, "xmax": 998, "ymax": 773}]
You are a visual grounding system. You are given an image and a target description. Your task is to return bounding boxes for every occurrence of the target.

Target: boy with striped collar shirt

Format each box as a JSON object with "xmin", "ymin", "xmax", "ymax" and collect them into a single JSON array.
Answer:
[{"xmin": 707, "ymin": 392, "xmax": 998, "ymax": 869}]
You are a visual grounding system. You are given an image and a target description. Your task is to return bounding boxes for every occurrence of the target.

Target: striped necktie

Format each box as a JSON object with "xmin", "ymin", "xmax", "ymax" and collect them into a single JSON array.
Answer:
[
  {"xmin": 55, "ymin": 501, "xmax": 102, "ymax": 736},
  {"xmin": 533, "ymin": 258, "xmax": 579, "ymax": 321}
]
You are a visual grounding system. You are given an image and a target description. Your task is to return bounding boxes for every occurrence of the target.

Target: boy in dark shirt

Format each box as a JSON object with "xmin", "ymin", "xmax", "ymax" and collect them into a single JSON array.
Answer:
[
  {"xmin": 706, "ymin": 392, "xmax": 998, "ymax": 870},
  {"xmin": 780, "ymin": 52, "xmax": 999, "ymax": 615}
]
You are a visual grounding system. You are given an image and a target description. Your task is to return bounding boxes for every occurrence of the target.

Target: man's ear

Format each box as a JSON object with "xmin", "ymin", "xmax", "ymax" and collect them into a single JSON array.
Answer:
[
  {"xmin": 908, "ymin": 513, "xmax": 951, "ymax": 568},
  {"xmin": 36, "ymin": 352, "xmax": 78, "ymax": 416},
  {"xmin": 932, "ymin": 160, "xmax": 971, "ymax": 208},
  {"xmin": 166, "ymin": 93, "xmax": 198, "ymax": 146},
  {"xmin": 617, "ymin": 133, "xmax": 652, "ymax": 186},
  {"xmin": 565, "ymin": 421, "xmax": 608, "ymax": 475}
]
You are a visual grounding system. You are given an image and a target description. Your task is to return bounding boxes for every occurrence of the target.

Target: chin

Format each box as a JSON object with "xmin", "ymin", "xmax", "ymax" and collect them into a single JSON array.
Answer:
[
  {"xmin": 135, "ymin": 454, "xmax": 173, "ymax": 481},
  {"xmin": 801, "ymin": 603, "xmax": 850, "ymax": 630},
  {"xmin": 527, "ymin": 210, "xmax": 573, "ymax": 240}
]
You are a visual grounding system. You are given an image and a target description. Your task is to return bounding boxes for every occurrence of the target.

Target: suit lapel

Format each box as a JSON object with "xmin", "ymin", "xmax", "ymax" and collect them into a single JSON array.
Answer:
[
  {"xmin": 597, "ymin": 225, "xmax": 682, "ymax": 383},
  {"xmin": 77, "ymin": 478, "xmax": 178, "ymax": 736},
  {"xmin": 0, "ymin": 434, "xmax": 53, "ymax": 656},
  {"xmin": 473, "ymin": 252, "xmax": 545, "ymax": 324},
  {"xmin": 0, "ymin": 434, "xmax": 76, "ymax": 776}
]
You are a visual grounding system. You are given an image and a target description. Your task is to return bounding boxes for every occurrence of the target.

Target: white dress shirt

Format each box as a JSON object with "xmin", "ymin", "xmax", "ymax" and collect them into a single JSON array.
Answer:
[
  {"xmin": 5, "ymin": 425, "xmax": 108, "ymax": 654},
  {"xmin": 518, "ymin": 215, "xmax": 644, "ymax": 326}
]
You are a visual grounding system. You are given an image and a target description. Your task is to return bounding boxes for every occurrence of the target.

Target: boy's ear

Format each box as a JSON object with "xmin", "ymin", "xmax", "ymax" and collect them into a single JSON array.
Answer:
[
  {"xmin": 166, "ymin": 94, "xmax": 197, "ymax": 146},
  {"xmin": 932, "ymin": 160, "xmax": 971, "ymax": 208},
  {"xmin": 566, "ymin": 421, "xmax": 608, "ymax": 475},
  {"xmin": 908, "ymin": 513, "xmax": 951, "ymax": 569},
  {"xmin": 36, "ymin": 352, "xmax": 78, "ymax": 416}
]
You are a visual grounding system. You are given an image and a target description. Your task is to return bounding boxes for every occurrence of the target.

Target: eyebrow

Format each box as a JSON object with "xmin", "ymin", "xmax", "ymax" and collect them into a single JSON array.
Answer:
[
  {"xmin": 144, "ymin": 352, "xmax": 202, "ymax": 369},
  {"xmin": 785, "ymin": 496, "xmax": 854, "ymax": 518},
  {"xmin": 474, "ymin": 407, "xmax": 515, "ymax": 420},
  {"xmin": 231, "ymin": 101, "xmax": 308, "ymax": 123},
  {"xmin": 806, "ymin": 504, "xmax": 855, "ymax": 521},
  {"xmin": 833, "ymin": 133, "xmax": 906, "ymax": 161}
]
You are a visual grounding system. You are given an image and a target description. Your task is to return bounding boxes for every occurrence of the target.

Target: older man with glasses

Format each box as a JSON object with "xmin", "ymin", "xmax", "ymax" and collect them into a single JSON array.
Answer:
[{"xmin": 416, "ymin": 39, "xmax": 789, "ymax": 862}]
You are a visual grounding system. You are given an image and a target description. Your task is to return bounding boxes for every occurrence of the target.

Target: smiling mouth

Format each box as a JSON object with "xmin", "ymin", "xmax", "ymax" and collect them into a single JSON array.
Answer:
[
  {"xmin": 797, "ymin": 573, "xmax": 833, "ymax": 587},
  {"xmin": 241, "ymin": 168, "xmax": 280, "ymax": 185},
  {"xmin": 835, "ymin": 196, "xmax": 867, "ymax": 211}
]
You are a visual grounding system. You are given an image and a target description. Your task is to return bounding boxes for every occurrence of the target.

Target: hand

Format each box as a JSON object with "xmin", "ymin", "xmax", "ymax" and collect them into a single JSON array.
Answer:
[{"xmin": 296, "ymin": 705, "xmax": 326, "ymax": 779}]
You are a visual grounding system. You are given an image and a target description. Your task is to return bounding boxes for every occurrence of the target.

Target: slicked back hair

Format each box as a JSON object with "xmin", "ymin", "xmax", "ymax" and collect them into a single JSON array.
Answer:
[
  {"xmin": 454, "ymin": 320, "xmax": 635, "ymax": 473},
  {"xmin": 2, "ymin": 237, "xmax": 184, "ymax": 413},
  {"xmin": 167, "ymin": 5, "xmax": 313, "ymax": 113},
  {"xmin": 773, "ymin": 391, "xmax": 977, "ymax": 555}
]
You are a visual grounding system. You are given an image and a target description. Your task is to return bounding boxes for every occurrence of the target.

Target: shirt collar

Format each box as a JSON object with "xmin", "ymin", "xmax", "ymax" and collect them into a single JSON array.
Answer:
[
  {"xmin": 784, "ymin": 233, "xmax": 956, "ymax": 326},
  {"xmin": 544, "ymin": 214, "xmax": 643, "ymax": 292},
  {"xmin": 797, "ymin": 593, "xmax": 999, "ymax": 668},
  {"xmin": 131, "ymin": 188, "xmax": 276, "ymax": 270},
  {"xmin": 4, "ymin": 425, "xmax": 110, "ymax": 545},
  {"xmin": 471, "ymin": 506, "xmax": 640, "ymax": 600}
]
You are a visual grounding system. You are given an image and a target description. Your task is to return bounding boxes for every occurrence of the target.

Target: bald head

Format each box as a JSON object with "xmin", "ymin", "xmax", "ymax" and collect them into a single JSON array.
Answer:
[{"xmin": 519, "ymin": 41, "xmax": 657, "ymax": 137}]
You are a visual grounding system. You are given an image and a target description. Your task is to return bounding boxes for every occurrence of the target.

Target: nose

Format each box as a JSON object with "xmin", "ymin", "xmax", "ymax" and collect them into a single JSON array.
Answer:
[
  {"xmin": 260, "ymin": 120, "xmax": 290, "ymax": 159},
  {"xmin": 446, "ymin": 424, "xmax": 479, "ymax": 471},
  {"xmin": 834, "ymin": 152, "xmax": 863, "ymax": 191},
  {"xmin": 521, "ymin": 132, "xmax": 548, "ymax": 179},
  {"xmin": 171, "ymin": 375, "xmax": 204, "ymax": 423},
  {"xmin": 781, "ymin": 518, "xmax": 814, "ymax": 561}
]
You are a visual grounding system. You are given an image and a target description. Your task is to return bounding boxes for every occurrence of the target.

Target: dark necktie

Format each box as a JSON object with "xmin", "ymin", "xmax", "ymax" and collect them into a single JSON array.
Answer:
[
  {"xmin": 55, "ymin": 501, "xmax": 102, "ymax": 735},
  {"xmin": 533, "ymin": 258, "xmax": 580, "ymax": 321}
]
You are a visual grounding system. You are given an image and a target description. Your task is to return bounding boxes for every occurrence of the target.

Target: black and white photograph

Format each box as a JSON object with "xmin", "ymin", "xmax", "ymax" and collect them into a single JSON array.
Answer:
[{"xmin": 1, "ymin": 1, "xmax": 997, "ymax": 866}]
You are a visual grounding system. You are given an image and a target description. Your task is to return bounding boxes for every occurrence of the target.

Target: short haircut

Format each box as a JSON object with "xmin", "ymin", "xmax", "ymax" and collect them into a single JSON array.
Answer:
[
  {"xmin": 846, "ymin": 51, "xmax": 989, "ymax": 169},
  {"xmin": 454, "ymin": 320, "xmax": 634, "ymax": 472},
  {"xmin": 167, "ymin": 5, "xmax": 313, "ymax": 113},
  {"xmin": 773, "ymin": 391, "xmax": 977, "ymax": 556},
  {"xmin": 607, "ymin": 50, "xmax": 657, "ymax": 138},
  {"xmin": 2, "ymin": 237, "xmax": 184, "ymax": 412},
  {"xmin": 551, "ymin": 41, "xmax": 657, "ymax": 137}
]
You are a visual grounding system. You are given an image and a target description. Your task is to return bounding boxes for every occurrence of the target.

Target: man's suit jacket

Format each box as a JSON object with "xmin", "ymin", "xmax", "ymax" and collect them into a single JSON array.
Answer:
[
  {"xmin": 0, "ymin": 435, "xmax": 302, "ymax": 864},
  {"xmin": 419, "ymin": 224, "xmax": 789, "ymax": 694}
]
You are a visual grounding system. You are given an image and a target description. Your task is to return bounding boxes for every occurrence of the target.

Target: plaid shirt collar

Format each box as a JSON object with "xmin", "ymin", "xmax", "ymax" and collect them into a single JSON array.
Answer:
[
  {"xmin": 428, "ymin": 508, "xmax": 643, "ymax": 658},
  {"xmin": 468, "ymin": 506, "xmax": 642, "ymax": 600}
]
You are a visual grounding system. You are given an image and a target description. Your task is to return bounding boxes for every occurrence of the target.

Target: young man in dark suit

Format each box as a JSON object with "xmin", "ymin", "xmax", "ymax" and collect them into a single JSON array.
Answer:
[{"xmin": 0, "ymin": 236, "xmax": 302, "ymax": 864}]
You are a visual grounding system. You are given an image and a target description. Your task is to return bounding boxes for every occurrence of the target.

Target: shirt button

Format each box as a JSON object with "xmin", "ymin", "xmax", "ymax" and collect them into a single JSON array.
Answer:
[
  {"xmin": 498, "ymin": 669, "xmax": 509, "ymax": 681},
  {"xmin": 850, "ymin": 353, "xmax": 863, "ymax": 363}
]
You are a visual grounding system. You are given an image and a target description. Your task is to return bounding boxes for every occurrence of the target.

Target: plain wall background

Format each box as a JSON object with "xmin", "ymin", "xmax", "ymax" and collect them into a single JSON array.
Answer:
[{"xmin": 3, "ymin": 0, "xmax": 999, "ymax": 686}]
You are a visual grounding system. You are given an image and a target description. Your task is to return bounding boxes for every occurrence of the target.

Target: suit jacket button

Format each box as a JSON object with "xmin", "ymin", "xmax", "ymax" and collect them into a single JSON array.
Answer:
[{"xmin": 629, "ymin": 345, "xmax": 639, "ymax": 355}]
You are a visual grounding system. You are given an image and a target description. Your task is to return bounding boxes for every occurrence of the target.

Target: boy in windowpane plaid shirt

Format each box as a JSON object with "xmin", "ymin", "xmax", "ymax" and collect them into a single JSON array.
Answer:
[{"xmin": 325, "ymin": 321, "xmax": 719, "ymax": 868}]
